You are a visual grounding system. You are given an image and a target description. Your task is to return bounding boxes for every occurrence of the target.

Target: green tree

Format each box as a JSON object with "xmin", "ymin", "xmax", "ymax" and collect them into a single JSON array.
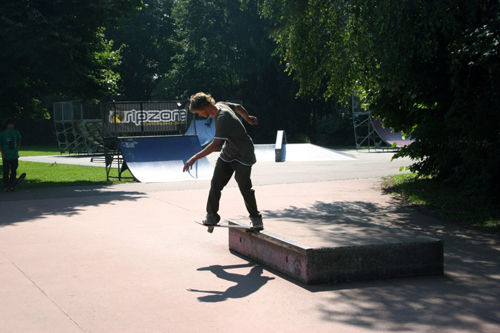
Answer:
[
  {"xmin": 0, "ymin": 0, "xmax": 142, "ymax": 119},
  {"xmin": 105, "ymin": 0, "xmax": 176, "ymax": 100},
  {"xmin": 152, "ymin": 0, "xmax": 348, "ymax": 144},
  {"xmin": 262, "ymin": 0, "xmax": 500, "ymax": 198},
  {"xmin": 153, "ymin": 0, "xmax": 250, "ymax": 99}
]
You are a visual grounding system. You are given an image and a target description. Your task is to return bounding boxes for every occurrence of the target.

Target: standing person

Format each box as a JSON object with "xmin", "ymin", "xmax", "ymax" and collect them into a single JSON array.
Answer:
[
  {"xmin": 0, "ymin": 120, "xmax": 22, "ymax": 191},
  {"xmin": 183, "ymin": 92, "xmax": 263, "ymax": 230}
]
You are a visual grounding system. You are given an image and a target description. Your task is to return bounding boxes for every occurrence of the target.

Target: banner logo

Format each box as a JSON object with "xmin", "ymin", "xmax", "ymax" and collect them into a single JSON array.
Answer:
[{"xmin": 109, "ymin": 109, "xmax": 187, "ymax": 125}]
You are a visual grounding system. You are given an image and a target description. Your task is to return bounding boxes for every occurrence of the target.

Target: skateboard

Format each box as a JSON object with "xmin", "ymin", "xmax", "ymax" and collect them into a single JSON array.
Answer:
[
  {"xmin": 5, "ymin": 172, "xmax": 26, "ymax": 192},
  {"xmin": 195, "ymin": 220, "xmax": 260, "ymax": 234}
]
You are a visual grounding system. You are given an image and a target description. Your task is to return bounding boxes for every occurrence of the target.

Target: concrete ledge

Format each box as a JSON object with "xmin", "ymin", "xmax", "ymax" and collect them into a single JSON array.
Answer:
[{"xmin": 229, "ymin": 222, "xmax": 443, "ymax": 284}]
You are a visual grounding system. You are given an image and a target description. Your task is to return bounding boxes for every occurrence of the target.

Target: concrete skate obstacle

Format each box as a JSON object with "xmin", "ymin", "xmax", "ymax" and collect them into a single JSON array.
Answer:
[{"xmin": 228, "ymin": 221, "xmax": 443, "ymax": 285}]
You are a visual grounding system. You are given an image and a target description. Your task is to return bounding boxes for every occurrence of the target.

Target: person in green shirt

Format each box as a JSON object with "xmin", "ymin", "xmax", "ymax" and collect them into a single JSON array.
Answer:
[
  {"xmin": 183, "ymin": 92, "xmax": 263, "ymax": 230},
  {"xmin": 0, "ymin": 120, "xmax": 22, "ymax": 191}
]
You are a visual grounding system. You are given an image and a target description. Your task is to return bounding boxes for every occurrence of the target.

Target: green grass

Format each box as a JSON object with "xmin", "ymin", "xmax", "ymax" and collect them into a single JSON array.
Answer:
[
  {"xmin": 15, "ymin": 145, "xmax": 136, "ymax": 189},
  {"xmin": 20, "ymin": 145, "xmax": 61, "ymax": 156},
  {"xmin": 18, "ymin": 161, "xmax": 135, "ymax": 189},
  {"xmin": 382, "ymin": 173, "xmax": 500, "ymax": 232}
]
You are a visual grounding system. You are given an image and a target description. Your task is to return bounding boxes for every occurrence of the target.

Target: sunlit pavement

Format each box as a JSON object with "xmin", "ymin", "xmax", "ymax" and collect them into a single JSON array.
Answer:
[{"xmin": 2, "ymin": 150, "xmax": 499, "ymax": 332}]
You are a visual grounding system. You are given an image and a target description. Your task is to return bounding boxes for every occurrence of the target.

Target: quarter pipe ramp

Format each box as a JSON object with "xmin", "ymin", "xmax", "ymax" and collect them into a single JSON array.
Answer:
[
  {"xmin": 119, "ymin": 135, "xmax": 213, "ymax": 182},
  {"xmin": 185, "ymin": 118, "xmax": 215, "ymax": 146},
  {"xmin": 371, "ymin": 116, "xmax": 414, "ymax": 147}
]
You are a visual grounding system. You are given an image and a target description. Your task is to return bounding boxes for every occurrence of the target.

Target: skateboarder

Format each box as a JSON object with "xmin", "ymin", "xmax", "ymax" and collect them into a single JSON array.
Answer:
[
  {"xmin": 0, "ymin": 120, "xmax": 22, "ymax": 191},
  {"xmin": 183, "ymin": 92, "xmax": 263, "ymax": 231}
]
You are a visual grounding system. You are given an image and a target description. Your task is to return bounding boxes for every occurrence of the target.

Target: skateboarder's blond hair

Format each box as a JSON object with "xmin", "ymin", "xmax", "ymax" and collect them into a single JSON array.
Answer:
[{"xmin": 189, "ymin": 92, "xmax": 215, "ymax": 112}]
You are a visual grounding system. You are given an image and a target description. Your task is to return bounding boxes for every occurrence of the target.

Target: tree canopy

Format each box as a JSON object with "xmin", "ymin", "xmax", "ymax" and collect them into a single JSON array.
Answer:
[
  {"xmin": 0, "ymin": 0, "xmax": 142, "ymax": 118},
  {"xmin": 262, "ymin": 0, "xmax": 500, "ymax": 199},
  {"xmin": 147, "ymin": 0, "xmax": 350, "ymax": 144},
  {"xmin": 1, "ymin": 0, "xmax": 350, "ymax": 145},
  {"xmin": 105, "ymin": 0, "xmax": 175, "ymax": 101}
]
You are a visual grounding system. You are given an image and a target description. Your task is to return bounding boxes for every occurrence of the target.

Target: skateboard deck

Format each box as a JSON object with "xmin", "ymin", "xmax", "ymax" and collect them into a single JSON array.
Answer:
[
  {"xmin": 5, "ymin": 172, "xmax": 26, "ymax": 192},
  {"xmin": 195, "ymin": 220, "xmax": 259, "ymax": 234}
]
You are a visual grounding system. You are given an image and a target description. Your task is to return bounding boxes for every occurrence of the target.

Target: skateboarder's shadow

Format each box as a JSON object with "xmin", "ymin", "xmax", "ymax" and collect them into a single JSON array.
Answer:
[{"xmin": 188, "ymin": 264, "xmax": 274, "ymax": 302}]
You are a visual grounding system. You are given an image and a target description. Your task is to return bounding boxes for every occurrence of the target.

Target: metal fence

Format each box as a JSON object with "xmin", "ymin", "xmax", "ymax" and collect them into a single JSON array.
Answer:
[
  {"xmin": 53, "ymin": 101, "xmax": 105, "ymax": 154},
  {"xmin": 53, "ymin": 100, "xmax": 191, "ymax": 154}
]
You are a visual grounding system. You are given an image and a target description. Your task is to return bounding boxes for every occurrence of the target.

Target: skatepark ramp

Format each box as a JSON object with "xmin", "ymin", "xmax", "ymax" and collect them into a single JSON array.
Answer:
[
  {"xmin": 353, "ymin": 111, "xmax": 413, "ymax": 149},
  {"xmin": 254, "ymin": 130, "xmax": 355, "ymax": 162},
  {"xmin": 185, "ymin": 117, "xmax": 215, "ymax": 146},
  {"xmin": 371, "ymin": 116, "xmax": 414, "ymax": 147},
  {"xmin": 254, "ymin": 144, "xmax": 355, "ymax": 162},
  {"xmin": 119, "ymin": 135, "xmax": 213, "ymax": 182}
]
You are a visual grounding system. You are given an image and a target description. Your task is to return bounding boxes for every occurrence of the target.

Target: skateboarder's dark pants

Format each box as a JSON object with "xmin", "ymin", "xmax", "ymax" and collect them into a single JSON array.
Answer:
[
  {"xmin": 207, "ymin": 159, "xmax": 260, "ymax": 222},
  {"xmin": 2, "ymin": 159, "xmax": 18, "ymax": 188}
]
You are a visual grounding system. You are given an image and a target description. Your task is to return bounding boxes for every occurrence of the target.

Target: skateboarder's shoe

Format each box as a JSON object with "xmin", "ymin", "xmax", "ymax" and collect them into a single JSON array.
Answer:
[
  {"xmin": 250, "ymin": 216, "xmax": 264, "ymax": 231},
  {"xmin": 202, "ymin": 214, "xmax": 220, "ymax": 226},
  {"xmin": 202, "ymin": 220, "xmax": 218, "ymax": 226}
]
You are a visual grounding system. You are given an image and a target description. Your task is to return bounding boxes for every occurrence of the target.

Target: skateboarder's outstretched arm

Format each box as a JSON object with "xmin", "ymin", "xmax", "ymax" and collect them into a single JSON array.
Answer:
[
  {"xmin": 183, "ymin": 138, "xmax": 223, "ymax": 172},
  {"xmin": 234, "ymin": 105, "xmax": 258, "ymax": 126}
]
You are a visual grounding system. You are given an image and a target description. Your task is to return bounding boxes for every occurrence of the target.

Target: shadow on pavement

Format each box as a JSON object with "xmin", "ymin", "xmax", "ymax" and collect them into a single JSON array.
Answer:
[
  {"xmin": 0, "ymin": 188, "xmax": 146, "ymax": 227},
  {"xmin": 188, "ymin": 263, "xmax": 275, "ymax": 302},
  {"xmin": 257, "ymin": 200, "xmax": 500, "ymax": 331}
]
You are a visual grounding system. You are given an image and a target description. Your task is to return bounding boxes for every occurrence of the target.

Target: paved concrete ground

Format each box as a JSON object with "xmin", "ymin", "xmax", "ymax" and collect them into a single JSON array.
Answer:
[{"xmin": 1, "ymin": 150, "xmax": 499, "ymax": 332}]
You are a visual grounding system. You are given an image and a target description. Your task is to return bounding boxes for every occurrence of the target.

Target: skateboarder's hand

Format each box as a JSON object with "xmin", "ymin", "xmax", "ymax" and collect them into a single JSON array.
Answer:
[
  {"xmin": 183, "ymin": 157, "xmax": 196, "ymax": 172},
  {"xmin": 246, "ymin": 116, "xmax": 258, "ymax": 126}
]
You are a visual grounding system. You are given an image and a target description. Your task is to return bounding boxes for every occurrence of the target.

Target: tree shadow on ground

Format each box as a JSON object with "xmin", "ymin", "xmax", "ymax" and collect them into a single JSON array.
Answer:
[
  {"xmin": 0, "ymin": 186, "xmax": 146, "ymax": 227},
  {"xmin": 254, "ymin": 200, "xmax": 500, "ymax": 331},
  {"xmin": 188, "ymin": 263, "xmax": 274, "ymax": 302}
]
